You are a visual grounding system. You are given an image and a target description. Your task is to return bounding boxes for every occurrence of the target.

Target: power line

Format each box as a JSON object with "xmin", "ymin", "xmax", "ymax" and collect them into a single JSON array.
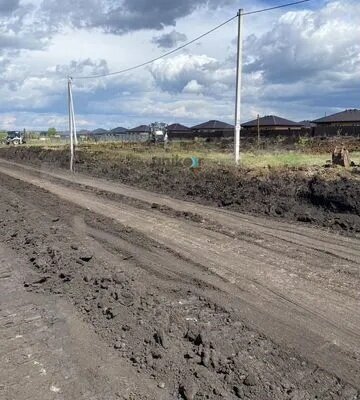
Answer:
[
  {"xmin": 243, "ymin": 0, "xmax": 311, "ymax": 16},
  {"xmin": 73, "ymin": 0, "xmax": 311, "ymax": 80},
  {"xmin": 74, "ymin": 14, "xmax": 238, "ymax": 80}
]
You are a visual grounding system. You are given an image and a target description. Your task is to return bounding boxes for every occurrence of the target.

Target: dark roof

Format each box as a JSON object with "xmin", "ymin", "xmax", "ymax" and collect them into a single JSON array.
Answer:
[
  {"xmin": 78, "ymin": 129, "xmax": 91, "ymax": 135},
  {"xmin": 242, "ymin": 115, "xmax": 302, "ymax": 128},
  {"xmin": 299, "ymin": 120, "xmax": 316, "ymax": 128},
  {"xmin": 110, "ymin": 126, "xmax": 127, "ymax": 133},
  {"xmin": 167, "ymin": 123, "xmax": 190, "ymax": 131},
  {"xmin": 128, "ymin": 125, "xmax": 151, "ymax": 133},
  {"xmin": 192, "ymin": 120, "xmax": 234, "ymax": 130},
  {"xmin": 92, "ymin": 128, "xmax": 108, "ymax": 134},
  {"xmin": 312, "ymin": 109, "xmax": 360, "ymax": 124}
]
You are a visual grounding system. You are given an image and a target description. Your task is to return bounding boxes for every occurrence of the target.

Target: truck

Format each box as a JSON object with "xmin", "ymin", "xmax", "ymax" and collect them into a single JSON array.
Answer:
[
  {"xmin": 149, "ymin": 122, "xmax": 168, "ymax": 144},
  {"xmin": 6, "ymin": 131, "xmax": 26, "ymax": 145}
]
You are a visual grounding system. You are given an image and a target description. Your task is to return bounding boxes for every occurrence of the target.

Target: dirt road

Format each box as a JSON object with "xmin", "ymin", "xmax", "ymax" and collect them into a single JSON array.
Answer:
[{"xmin": 0, "ymin": 158, "xmax": 359, "ymax": 399}]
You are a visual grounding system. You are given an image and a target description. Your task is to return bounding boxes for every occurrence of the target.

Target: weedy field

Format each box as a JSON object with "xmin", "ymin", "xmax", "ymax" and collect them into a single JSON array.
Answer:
[
  {"xmin": 0, "ymin": 139, "xmax": 359, "ymax": 234},
  {"xmin": 4, "ymin": 137, "xmax": 359, "ymax": 167}
]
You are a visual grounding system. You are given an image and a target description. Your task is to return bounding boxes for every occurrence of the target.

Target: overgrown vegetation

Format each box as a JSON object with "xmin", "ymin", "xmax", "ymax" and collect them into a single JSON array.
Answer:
[
  {"xmin": 1, "ymin": 143, "xmax": 359, "ymax": 235},
  {"xmin": 2, "ymin": 138, "xmax": 360, "ymax": 167}
]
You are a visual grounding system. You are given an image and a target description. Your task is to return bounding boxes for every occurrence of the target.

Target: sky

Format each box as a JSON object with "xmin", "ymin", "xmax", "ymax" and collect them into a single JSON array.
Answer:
[{"xmin": 0, "ymin": 0, "xmax": 359, "ymax": 131}]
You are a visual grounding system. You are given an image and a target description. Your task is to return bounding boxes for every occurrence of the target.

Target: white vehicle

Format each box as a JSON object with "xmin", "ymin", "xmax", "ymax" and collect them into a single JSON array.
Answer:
[
  {"xmin": 149, "ymin": 122, "xmax": 168, "ymax": 144},
  {"xmin": 6, "ymin": 131, "xmax": 26, "ymax": 146}
]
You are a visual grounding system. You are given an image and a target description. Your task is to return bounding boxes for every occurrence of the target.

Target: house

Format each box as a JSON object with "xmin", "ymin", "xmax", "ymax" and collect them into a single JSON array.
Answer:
[
  {"xmin": 242, "ymin": 115, "xmax": 303, "ymax": 131},
  {"xmin": 110, "ymin": 127, "xmax": 128, "ymax": 134},
  {"xmin": 191, "ymin": 120, "xmax": 234, "ymax": 138},
  {"xmin": 128, "ymin": 125, "xmax": 151, "ymax": 135},
  {"xmin": 92, "ymin": 128, "xmax": 108, "ymax": 135},
  {"xmin": 312, "ymin": 109, "xmax": 360, "ymax": 126},
  {"xmin": 167, "ymin": 123, "xmax": 191, "ymax": 140},
  {"xmin": 299, "ymin": 120, "xmax": 316, "ymax": 129}
]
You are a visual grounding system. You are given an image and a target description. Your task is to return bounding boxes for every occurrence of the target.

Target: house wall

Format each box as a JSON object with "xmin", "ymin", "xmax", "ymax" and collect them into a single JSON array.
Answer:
[
  {"xmin": 167, "ymin": 131, "xmax": 192, "ymax": 140},
  {"xmin": 315, "ymin": 122, "xmax": 360, "ymax": 127},
  {"xmin": 191, "ymin": 129, "xmax": 234, "ymax": 139},
  {"xmin": 242, "ymin": 126, "xmax": 302, "ymax": 132},
  {"xmin": 311, "ymin": 125, "xmax": 360, "ymax": 137}
]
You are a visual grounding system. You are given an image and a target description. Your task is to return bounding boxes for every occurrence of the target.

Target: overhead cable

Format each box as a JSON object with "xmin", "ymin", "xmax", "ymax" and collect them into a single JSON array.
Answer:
[{"xmin": 73, "ymin": 0, "xmax": 311, "ymax": 80}]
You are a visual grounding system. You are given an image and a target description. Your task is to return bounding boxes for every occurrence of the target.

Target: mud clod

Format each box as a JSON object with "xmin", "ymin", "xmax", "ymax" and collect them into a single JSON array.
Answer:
[
  {"xmin": 234, "ymin": 385, "xmax": 244, "ymax": 398},
  {"xmin": 243, "ymin": 374, "xmax": 257, "ymax": 387},
  {"xmin": 80, "ymin": 254, "xmax": 93, "ymax": 262},
  {"xmin": 179, "ymin": 382, "xmax": 198, "ymax": 400},
  {"xmin": 154, "ymin": 329, "xmax": 168, "ymax": 349}
]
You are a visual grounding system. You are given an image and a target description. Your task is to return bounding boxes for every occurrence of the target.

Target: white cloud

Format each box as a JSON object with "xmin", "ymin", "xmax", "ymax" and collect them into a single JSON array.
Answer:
[
  {"xmin": 149, "ymin": 54, "xmax": 234, "ymax": 95},
  {"xmin": 0, "ymin": 0, "xmax": 359, "ymax": 129},
  {"xmin": 152, "ymin": 30, "xmax": 188, "ymax": 49},
  {"xmin": 183, "ymin": 80, "xmax": 203, "ymax": 94},
  {"xmin": 245, "ymin": 1, "xmax": 360, "ymax": 83}
]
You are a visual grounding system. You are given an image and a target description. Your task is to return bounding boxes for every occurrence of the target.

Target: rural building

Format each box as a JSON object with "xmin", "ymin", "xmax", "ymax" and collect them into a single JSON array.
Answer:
[
  {"xmin": 312, "ymin": 109, "xmax": 360, "ymax": 126},
  {"xmin": 128, "ymin": 125, "xmax": 151, "ymax": 135},
  {"xmin": 242, "ymin": 115, "xmax": 303, "ymax": 131},
  {"xmin": 92, "ymin": 128, "xmax": 108, "ymax": 135},
  {"xmin": 167, "ymin": 123, "xmax": 191, "ymax": 140},
  {"xmin": 110, "ymin": 127, "xmax": 128, "ymax": 134},
  {"xmin": 191, "ymin": 120, "xmax": 234, "ymax": 138},
  {"xmin": 299, "ymin": 120, "xmax": 316, "ymax": 129}
]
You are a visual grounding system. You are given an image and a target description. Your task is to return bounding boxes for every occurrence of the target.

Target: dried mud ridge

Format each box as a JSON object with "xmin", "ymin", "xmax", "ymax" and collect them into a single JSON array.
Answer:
[
  {"xmin": 1, "ymin": 146, "xmax": 360, "ymax": 234},
  {"xmin": 0, "ymin": 166, "xmax": 359, "ymax": 399}
]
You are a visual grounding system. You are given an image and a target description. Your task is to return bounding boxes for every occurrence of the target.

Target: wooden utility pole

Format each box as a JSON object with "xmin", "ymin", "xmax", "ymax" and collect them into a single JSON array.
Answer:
[{"xmin": 257, "ymin": 114, "xmax": 260, "ymax": 147}]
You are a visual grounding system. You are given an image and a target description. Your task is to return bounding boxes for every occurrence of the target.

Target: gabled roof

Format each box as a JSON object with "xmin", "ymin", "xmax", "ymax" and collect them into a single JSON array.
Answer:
[
  {"xmin": 110, "ymin": 126, "xmax": 127, "ymax": 133},
  {"xmin": 92, "ymin": 128, "xmax": 108, "ymax": 134},
  {"xmin": 242, "ymin": 115, "xmax": 302, "ymax": 128},
  {"xmin": 312, "ymin": 109, "xmax": 360, "ymax": 124},
  {"xmin": 128, "ymin": 125, "xmax": 151, "ymax": 133},
  {"xmin": 299, "ymin": 120, "xmax": 316, "ymax": 128},
  {"xmin": 167, "ymin": 123, "xmax": 190, "ymax": 131},
  {"xmin": 192, "ymin": 120, "xmax": 234, "ymax": 130}
]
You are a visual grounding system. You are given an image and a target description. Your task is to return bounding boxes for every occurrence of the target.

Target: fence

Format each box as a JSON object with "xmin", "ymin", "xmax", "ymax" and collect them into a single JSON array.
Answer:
[
  {"xmin": 310, "ymin": 125, "xmax": 360, "ymax": 138},
  {"xmin": 47, "ymin": 126, "xmax": 360, "ymax": 144}
]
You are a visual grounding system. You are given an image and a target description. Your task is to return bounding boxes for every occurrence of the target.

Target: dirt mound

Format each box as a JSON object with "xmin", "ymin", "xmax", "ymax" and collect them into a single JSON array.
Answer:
[{"xmin": 1, "ymin": 146, "xmax": 360, "ymax": 234}]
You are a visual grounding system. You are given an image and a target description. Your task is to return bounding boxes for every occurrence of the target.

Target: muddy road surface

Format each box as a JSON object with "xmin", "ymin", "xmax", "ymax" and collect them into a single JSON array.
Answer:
[{"xmin": 0, "ymin": 158, "xmax": 359, "ymax": 399}]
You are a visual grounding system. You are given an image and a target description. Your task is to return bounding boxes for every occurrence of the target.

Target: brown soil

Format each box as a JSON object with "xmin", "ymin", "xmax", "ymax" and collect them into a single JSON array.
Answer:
[
  {"xmin": 1, "ymin": 164, "xmax": 360, "ymax": 399},
  {"xmin": 1, "ymin": 146, "xmax": 359, "ymax": 234}
]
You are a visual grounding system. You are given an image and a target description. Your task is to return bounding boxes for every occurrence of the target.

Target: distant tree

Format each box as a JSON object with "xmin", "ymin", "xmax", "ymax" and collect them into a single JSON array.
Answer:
[{"xmin": 47, "ymin": 127, "xmax": 57, "ymax": 137}]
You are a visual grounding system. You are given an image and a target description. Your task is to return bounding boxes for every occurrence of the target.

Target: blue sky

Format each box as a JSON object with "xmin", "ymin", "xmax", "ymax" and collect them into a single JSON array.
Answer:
[{"xmin": 0, "ymin": 0, "xmax": 359, "ymax": 130}]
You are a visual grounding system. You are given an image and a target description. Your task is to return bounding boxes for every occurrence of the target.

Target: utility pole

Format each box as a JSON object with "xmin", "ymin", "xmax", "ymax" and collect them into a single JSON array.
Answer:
[
  {"xmin": 67, "ymin": 77, "xmax": 75, "ymax": 172},
  {"xmin": 68, "ymin": 78, "xmax": 78, "ymax": 146},
  {"xmin": 257, "ymin": 114, "xmax": 260, "ymax": 147},
  {"xmin": 234, "ymin": 8, "xmax": 244, "ymax": 165}
]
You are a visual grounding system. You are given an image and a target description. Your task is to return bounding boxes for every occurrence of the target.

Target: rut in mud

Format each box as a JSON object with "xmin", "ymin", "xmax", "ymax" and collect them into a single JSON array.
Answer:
[{"xmin": 0, "ymin": 163, "xmax": 360, "ymax": 399}]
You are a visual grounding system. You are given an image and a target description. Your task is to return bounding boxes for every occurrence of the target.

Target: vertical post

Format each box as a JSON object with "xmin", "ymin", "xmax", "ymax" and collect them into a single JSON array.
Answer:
[
  {"xmin": 234, "ymin": 8, "xmax": 244, "ymax": 165},
  {"xmin": 68, "ymin": 77, "xmax": 74, "ymax": 172},
  {"xmin": 257, "ymin": 114, "xmax": 260, "ymax": 147},
  {"xmin": 68, "ymin": 79, "xmax": 78, "ymax": 145}
]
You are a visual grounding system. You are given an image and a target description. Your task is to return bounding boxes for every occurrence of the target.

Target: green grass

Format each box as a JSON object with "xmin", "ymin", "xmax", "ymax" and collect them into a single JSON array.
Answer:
[
  {"xmin": 240, "ymin": 152, "xmax": 331, "ymax": 168},
  {"xmin": 84, "ymin": 145, "xmax": 360, "ymax": 168}
]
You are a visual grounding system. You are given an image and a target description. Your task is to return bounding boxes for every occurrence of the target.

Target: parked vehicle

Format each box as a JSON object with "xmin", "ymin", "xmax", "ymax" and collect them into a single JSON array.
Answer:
[
  {"xmin": 149, "ymin": 122, "xmax": 168, "ymax": 144},
  {"xmin": 6, "ymin": 131, "xmax": 26, "ymax": 145}
]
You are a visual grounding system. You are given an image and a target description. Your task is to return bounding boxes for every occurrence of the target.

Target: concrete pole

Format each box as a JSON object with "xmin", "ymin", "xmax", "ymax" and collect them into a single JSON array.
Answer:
[
  {"xmin": 234, "ymin": 9, "xmax": 244, "ymax": 165},
  {"xmin": 68, "ymin": 78, "xmax": 78, "ymax": 146},
  {"xmin": 68, "ymin": 78, "xmax": 74, "ymax": 172}
]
